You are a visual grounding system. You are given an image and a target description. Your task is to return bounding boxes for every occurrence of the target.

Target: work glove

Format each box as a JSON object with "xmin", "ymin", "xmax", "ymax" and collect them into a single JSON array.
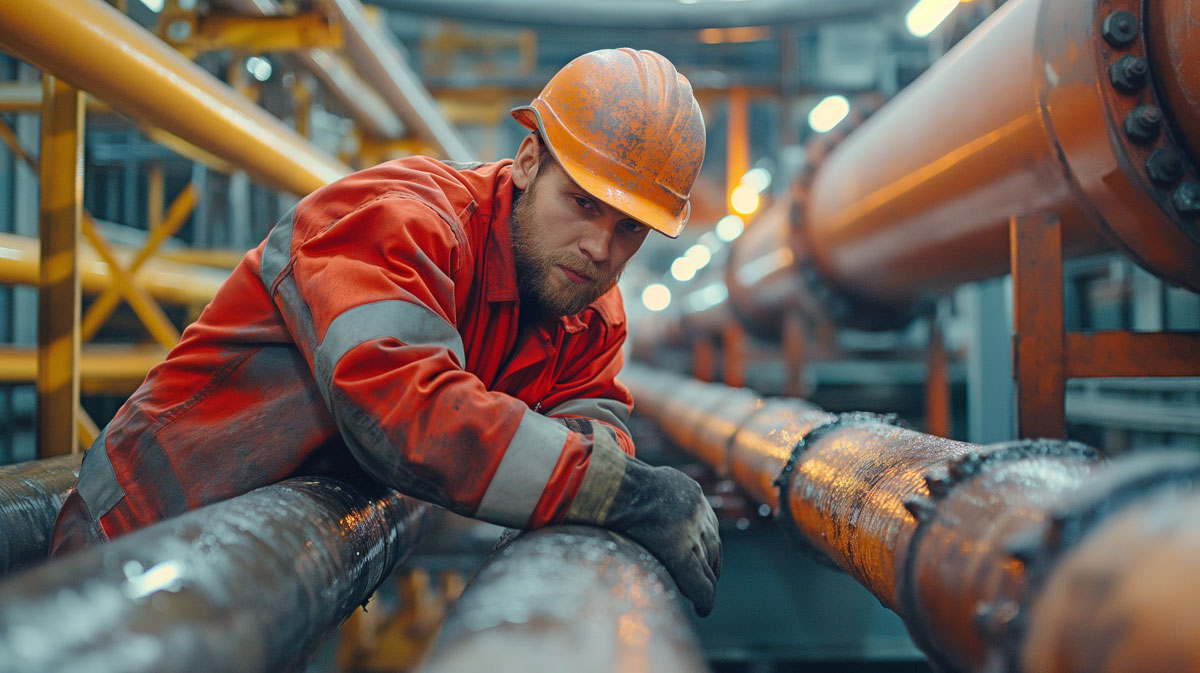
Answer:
[{"xmin": 563, "ymin": 428, "xmax": 721, "ymax": 616}]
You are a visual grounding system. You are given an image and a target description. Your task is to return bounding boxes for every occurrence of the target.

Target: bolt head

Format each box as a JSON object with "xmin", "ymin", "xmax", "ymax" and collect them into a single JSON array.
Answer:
[
  {"xmin": 1109, "ymin": 55, "xmax": 1150, "ymax": 94},
  {"xmin": 1102, "ymin": 11, "xmax": 1139, "ymax": 48},
  {"xmin": 1147, "ymin": 148, "xmax": 1185, "ymax": 185},
  {"xmin": 1174, "ymin": 181, "xmax": 1200, "ymax": 216},
  {"xmin": 1124, "ymin": 105, "xmax": 1162, "ymax": 143}
]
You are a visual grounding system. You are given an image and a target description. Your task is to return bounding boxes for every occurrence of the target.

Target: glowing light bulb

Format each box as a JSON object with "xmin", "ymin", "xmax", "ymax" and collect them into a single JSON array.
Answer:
[
  {"xmin": 641, "ymin": 284, "xmax": 671, "ymax": 311},
  {"xmin": 808, "ymin": 95, "xmax": 850, "ymax": 133}
]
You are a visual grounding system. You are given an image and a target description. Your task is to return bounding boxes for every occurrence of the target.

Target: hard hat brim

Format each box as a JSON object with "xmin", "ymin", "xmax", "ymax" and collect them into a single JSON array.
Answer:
[{"xmin": 510, "ymin": 104, "xmax": 688, "ymax": 239}]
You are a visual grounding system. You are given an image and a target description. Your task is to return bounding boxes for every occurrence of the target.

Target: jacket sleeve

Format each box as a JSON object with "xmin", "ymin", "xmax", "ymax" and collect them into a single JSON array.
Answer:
[
  {"xmin": 259, "ymin": 195, "xmax": 612, "ymax": 528},
  {"xmin": 541, "ymin": 318, "xmax": 636, "ymax": 457}
]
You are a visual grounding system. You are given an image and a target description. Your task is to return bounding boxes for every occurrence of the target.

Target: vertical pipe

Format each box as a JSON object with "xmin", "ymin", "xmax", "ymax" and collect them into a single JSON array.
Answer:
[
  {"xmin": 924, "ymin": 319, "xmax": 950, "ymax": 437},
  {"xmin": 36, "ymin": 75, "xmax": 83, "ymax": 458},
  {"xmin": 421, "ymin": 526, "xmax": 708, "ymax": 673}
]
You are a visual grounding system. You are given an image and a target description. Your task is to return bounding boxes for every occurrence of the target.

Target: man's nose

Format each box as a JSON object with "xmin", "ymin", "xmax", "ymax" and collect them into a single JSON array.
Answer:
[{"xmin": 577, "ymin": 221, "xmax": 613, "ymax": 263}]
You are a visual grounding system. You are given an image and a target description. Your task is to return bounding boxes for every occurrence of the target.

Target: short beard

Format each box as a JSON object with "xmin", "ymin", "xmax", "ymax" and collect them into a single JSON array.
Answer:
[{"xmin": 510, "ymin": 180, "xmax": 623, "ymax": 317}]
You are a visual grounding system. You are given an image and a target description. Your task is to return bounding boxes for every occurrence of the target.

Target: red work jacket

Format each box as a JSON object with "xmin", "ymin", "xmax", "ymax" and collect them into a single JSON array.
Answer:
[{"xmin": 68, "ymin": 157, "xmax": 635, "ymax": 541}]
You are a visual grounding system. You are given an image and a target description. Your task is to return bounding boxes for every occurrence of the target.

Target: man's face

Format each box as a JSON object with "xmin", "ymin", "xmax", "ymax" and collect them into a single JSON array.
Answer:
[{"xmin": 511, "ymin": 149, "xmax": 651, "ymax": 317}]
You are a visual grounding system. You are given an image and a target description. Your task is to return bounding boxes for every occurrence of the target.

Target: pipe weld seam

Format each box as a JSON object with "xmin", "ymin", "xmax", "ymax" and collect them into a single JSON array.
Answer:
[
  {"xmin": 769, "ymin": 411, "xmax": 899, "ymax": 568},
  {"xmin": 999, "ymin": 459, "xmax": 1200, "ymax": 670},
  {"xmin": 892, "ymin": 437, "xmax": 1099, "ymax": 667}
]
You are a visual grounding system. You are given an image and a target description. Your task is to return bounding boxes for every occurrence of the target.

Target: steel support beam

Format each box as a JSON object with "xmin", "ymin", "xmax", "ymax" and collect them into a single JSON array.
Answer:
[
  {"xmin": 0, "ymin": 231, "xmax": 227, "ymax": 306},
  {"xmin": 420, "ymin": 526, "xmax": 706, "ymax": 673},
  {"xmin": 0, "ymin": 474, "xmax": 431, "ymax": 673},
  {"xmin": 328, "ymin": 0, "xmax": 473, "ymax": 162},
  {"xmin": 35, "ymin": 75, "xmax": 83, "ymax": 458},
  {"xmin": 0, "ymin": 0, "xmax": 349, "ymax": 196}
]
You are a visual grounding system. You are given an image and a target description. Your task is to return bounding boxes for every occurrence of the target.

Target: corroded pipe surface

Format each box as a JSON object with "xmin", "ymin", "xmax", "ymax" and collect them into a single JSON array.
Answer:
[
  {"xmin": 421, "ymin": 525, "xmax": 707, "ymax": 673},
  {"xmin": 0, "ymin": 454, "xmax": 81, "ymax": 577},
  {"xmin": 0, "ymin": 475, "xmax": 429, "ymax": 673},
  {"xmin": 621, "ymin": 365, "xmax": 1200, "ymax": 672},
  {"xmin": 0, "ymin": 0, "xmax": 348, "ymax": 195}
]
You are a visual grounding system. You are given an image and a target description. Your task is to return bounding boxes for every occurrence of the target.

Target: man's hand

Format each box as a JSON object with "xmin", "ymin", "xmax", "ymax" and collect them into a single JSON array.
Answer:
[{"xmin": 564, "ymin": 436, "xmax": 721, "ymax": 616}]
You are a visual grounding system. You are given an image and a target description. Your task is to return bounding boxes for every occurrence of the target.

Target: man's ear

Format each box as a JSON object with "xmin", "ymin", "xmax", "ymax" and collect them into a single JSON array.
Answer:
[{"xmin": 511, "ymin": 134, "xmax": 541, "ymax": 190}]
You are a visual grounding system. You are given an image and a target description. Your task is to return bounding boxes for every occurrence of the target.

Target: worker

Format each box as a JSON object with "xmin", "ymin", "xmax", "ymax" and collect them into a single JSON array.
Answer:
[{"xmin": 48, "ymin": 48, "xmax": 720, "ymax": 615}]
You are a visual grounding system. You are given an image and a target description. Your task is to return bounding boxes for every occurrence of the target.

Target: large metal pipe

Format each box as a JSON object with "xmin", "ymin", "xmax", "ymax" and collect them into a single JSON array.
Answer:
[
  {"xmin": 0, "ymin": 454, "xmax": 81, "ymax": 576},
  {"xmin": 623, "ymin": 365, "xmax": 1200, "ymax": 672},
  {"xmin": 802, "ymin": 0, "xmax": 1200, "ymax": 311},
  {"xmin": 0, "ymin": 231, "xmax": 227, "ymax": 305},
  {"xmin": 366, "ymin": 0, "xmax": 886, "ymax": 29},
  {"xmin": 420, "ymin": 525, "xmax": 707, "ymax": 673},
  {"xmin": 0, "ymin": 0, "xmax": 349, "ymax": 195},
  {"xmin": 0, "ymin": 473, "xmax": 430, "ymax": 673},
  {"xmin": 328, "ymin": 0, "xmax": 474, "ymax": 162}
]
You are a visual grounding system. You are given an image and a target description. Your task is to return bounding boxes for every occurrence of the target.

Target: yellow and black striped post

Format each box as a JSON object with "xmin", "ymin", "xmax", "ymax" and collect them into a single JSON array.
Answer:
[{"xmin": 36, "ymin": 75, "xmax": 84, "ymax": 458}]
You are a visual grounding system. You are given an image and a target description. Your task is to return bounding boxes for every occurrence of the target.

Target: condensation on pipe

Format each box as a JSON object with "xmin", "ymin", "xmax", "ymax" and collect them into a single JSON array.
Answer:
[
  {"xmin": 620, "ymin": 365, "xmax": 1200, "ymax": 671},
  {"xmin": 420, "ymin": 525, "xmax": 708, "ymax": 673},
  {"xmin": 366, "ymin": 0, "xmax": 885, "ymax": 29},
  {"xmin": 0, "ymin": 0, "xmax": 349, "ymax": 196},
  {"xmin": 0, "ymin": 454, "xmax": 81, "ymax": 577},
  {"xmin": 0, "ymin": 475, "xmax": 430, "ymax": 673}
]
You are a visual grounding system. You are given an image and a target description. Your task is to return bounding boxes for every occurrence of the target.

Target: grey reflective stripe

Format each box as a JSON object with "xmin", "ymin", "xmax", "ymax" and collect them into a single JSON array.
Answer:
[
  {"xmin": 314, "ymin": 300, "xmax": 466, "ymax": 404},
  {"xmin": 563, "ymin": 425, "xmax": 627, "ymax": 525},
  {"xmin": 547, "ymin": 397, "xmax": 632, "ymax": 439},
  {"xmin": 260, "ymin": 205, "xmax": 297, "ymax": 292},
  {"xmin": 475, "ymin": 408, "xmax": 570, "ymax": 526},
  {"xmin": 76, "ymin": 426, "xmax": 125, "ymax": 519}
]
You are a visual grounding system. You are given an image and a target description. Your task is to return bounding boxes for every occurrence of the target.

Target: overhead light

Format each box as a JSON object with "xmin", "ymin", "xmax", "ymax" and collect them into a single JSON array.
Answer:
[
  {"xmin": 906, "ymin": 0, "xmax": 960, "ymax": 38},
  {"xmin": 808, "ymin": 95, "xmax": 850, "ymax": 133},
  {"xmin": 684, "ymin": 243, "xmax": 712, "ymax": 270},
  {"xmin": 139, "ymin": 0, "xmax": 164, "ymax": 10},
  {"xmin": 642, "ymin": 284, "xmax": 672, "ymax": 312},
  {"xmin": 715, "ymin": 214, "xmax": 744, "ymax": 242},
  {"xmin": 671, "ymin": 257, "xmax": 698, "ymax": 282},
  {"xmin": 246, "ymin": 56, "xmax": 273, "ymax": 82},
  {"xmin": 740, "ymin": 166, "xmax": 772, "ymax": 193},
  {"xmin": 730, "ymin": 184, "xmax": 760, "ymax": 215}
]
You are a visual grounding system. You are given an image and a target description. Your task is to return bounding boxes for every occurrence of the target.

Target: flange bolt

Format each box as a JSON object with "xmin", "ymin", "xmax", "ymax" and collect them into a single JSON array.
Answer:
[
  {"xmin": 1124, "ymin": 105, "xmax": 1162, "ymax": 143},
  {"xmin": 1173, "ymin": 182, "xmax": 1200, "ymax": 216},
  {"xmin": 1147, "ymin": 148, "xmax": 1184, "ymax": 185},
  {"xmin": 1109, "ymin": 55, "xmax": 1149, "ymax": 94},
  {"xmin": 1102, "ymin": 11, "xmax": 1139, "ymax": 48}
]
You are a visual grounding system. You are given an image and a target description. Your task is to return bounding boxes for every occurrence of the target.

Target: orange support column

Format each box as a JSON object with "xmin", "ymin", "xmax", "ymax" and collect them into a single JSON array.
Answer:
[
  {"xmin": 1009, "ymin": 214, "xmax": 1066, "ymax": 440},
  {"xmin": 36, "ymin": 75, "xmax": 85, "ymax": 457},
  {"xmin": 726, "ymin": 87, "xmax": 748, "ymax": 209},
  {"xmin": 924, "ymin": 318, "xmax": 951, "ymax": 437}
]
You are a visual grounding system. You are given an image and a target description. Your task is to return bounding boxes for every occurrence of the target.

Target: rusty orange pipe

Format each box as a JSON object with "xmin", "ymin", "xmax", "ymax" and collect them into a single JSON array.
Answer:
[
  {"xmin": 0, "ymin": 0, "xmax": 349, "ymax": 195},
  {"xmin": 622, "ymin": 365, "xmax": 1200, "ymax": 672},
  {"xmin": 802, "ymin": 0, "xmax": 1200, "ymax": 310}
]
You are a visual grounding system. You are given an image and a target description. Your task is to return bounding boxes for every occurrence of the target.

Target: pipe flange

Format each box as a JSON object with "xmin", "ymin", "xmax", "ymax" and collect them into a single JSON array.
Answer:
[
  {"xmin": 770, "ymin": 411, "xmax": 900, "ymax": 567},
  {"xmin": 1097, "ymin": 1, "xmax": 1200, "ymax": 244},
  {"xmin": 992, "ymin": 452, "xmax": 1200, "ymax": 670},
  {"xmin": 894, "ymin": 439, "xmax": 1099, "ymax": 670}
]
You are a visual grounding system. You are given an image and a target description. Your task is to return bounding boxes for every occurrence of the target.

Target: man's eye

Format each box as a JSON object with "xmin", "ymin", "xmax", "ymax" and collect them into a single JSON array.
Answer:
[
  {"xmin": 620, "ymin": 220, "xmax": 647, "ymax": 235},
  {"xmin": 573, "ymin": 196, "xmax": 595, "ymax": 212}
]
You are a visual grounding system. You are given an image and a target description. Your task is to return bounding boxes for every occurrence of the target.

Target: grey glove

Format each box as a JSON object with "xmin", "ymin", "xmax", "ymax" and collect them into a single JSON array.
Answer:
[{"xmin": 563, "ymin": 428, "xmax": 721, "ymax": 616}]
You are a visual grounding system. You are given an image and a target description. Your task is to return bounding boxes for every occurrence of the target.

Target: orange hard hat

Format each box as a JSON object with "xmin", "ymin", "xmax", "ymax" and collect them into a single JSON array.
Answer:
[{"xmin": 511, "ymin": 48, "xmax": 706, "ymax": 238}]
